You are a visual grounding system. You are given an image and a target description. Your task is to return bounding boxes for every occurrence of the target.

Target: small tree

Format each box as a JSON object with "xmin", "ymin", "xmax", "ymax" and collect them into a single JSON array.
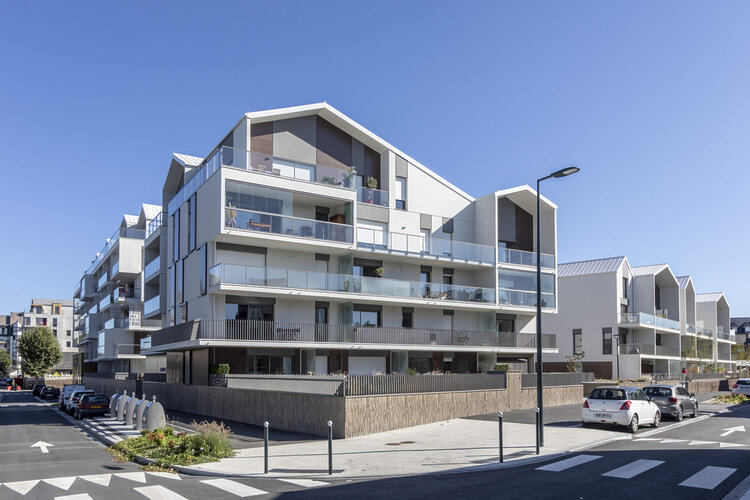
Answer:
[
  {"xmin": 0, "ymin": 349, "xmax": 10, "ymax": 376},
  {"xmin": 565, "ymin": 351, "xmax": 585, "ymax": 373},
  {"xmin": 18, "ymin": 327, "xmax": 61, "ymax": 377}
]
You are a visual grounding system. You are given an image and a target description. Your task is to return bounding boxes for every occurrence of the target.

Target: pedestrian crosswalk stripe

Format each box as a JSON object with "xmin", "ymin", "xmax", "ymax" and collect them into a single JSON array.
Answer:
[
  {"xmin": 115, "ymin": 472, "xmax": 148, "ymax": 483},
  {"xmin": 688, "ymin": 440, "xmax": 715, "ymax": 446},
  {"xmin": 3, "ymin": 479, "xmax": 40, "ymax": 495},
  {"xmin": 134, "ymin": 485, "xmax": 189, "ymax": 500},
  {"xmin": 79, "ymin": 474, "xmax": 112, "ymax": 487},
  {"xmin": 679, "ymin": 466, "xmax": 737, "ymax": 490},
  {"xmin": 55, "ymin": 495, "xmax": 92, "ymax": 500},
  {"xmin": 602, "ymin": 459, "xmax": 665, "ymax": 479},
  {"xmin": 43, "ymin": 476, "xmax": 78, "ymax": 490},
  {"xmin": 201, "ymin": 478, "xmax": 268, "ymax": 497},
  {"xmin": 148, "ymin": 472, "xmax": 181, "ymax": 480},
  {"xmin": 536, "ymin": 455, "xmax": 602, "ymax": 472},
  {"xmin": 280, "ymin": 478, "xmax": 329, "ymax": 488}
]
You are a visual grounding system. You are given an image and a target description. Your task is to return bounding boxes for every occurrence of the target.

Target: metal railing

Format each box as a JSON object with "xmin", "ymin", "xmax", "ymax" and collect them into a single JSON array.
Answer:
[
  {"xmin": 144, "ymin": 295, "xmax": 160, "ymax": 316},
  {"xmin": 618, "ymin": 312, "xmax": 679, "ymax": 331},
  {"xmin": 146, "ymin": 212, "xmax": 163, "ymax": 239},
  {"xmin": 498, "ymin": 289, "xmax": 556, "ymax": 308},
  {"xmin": 357, "ymin": 187, "xmax": 388, "ymax": 206},
  {"xmin": 356, "ymin": 227, "xmax": 496, "ymax": 265},
  {"xmin": 686, "ymin": 324, "xmax": 696, "ymax": 334},
  {"xmin": 197, "ymin": 319, "xmax": 556, "ymax": 349},
  {"xmin": 498, "ymin": 248, "xmax": 555, "ymax": 269},
  {"xmin": 521, "ymin": 372, "xmax": 594, "ymax": 388},
  {"xmin": 97, "ymin": 274, "xmax": 108, "ymax": 290},
  {"xmin": 144, "ymin": 257, "xmax": 160, "ymax": 278},
  {"xmin": 225, "ymin": 207, "xmax": 353, "ymax": 244},
  {"xmin": 209, "ymin": 264, "xmax": 497, "ymax": 304}
]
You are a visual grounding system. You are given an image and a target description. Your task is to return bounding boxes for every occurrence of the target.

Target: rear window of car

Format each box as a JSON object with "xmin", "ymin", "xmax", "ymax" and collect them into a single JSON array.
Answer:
[
  {"xmin": 644, "ymin": 387, "xmax": 672, "ymax": 397},
  {"xmin": 737, "ymin": 379, "xmax": 750, "ymax": 385},
  {"xmin": 590, "ymin": 388, "xmax": 627, "ymax": 400},
  {"xmin": 82, "ymin": 395, "xmax": 109, "ymax": 404}
]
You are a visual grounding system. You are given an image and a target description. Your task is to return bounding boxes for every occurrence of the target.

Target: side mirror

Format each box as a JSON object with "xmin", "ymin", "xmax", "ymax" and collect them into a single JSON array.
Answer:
[{"xmin": 647, "ymin": 397, "xmax": 652, "ymax": 403}]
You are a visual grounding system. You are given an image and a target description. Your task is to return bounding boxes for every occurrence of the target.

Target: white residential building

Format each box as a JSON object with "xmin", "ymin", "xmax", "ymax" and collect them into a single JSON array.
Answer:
[
  {"xmin": 142, "ymin": 103, "xmax": 560, "ymax": 383},
  {"xmin": 696, "ymin": 292, "xmax": 735, "ymax": 373}
]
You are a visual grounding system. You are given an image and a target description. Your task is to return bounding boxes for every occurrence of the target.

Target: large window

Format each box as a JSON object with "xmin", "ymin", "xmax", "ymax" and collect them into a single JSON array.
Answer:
[
  {"xmin": 573, "ymin": 328, "xmax": 583, "ymax": 354},
  {"xmin": 188, "ymin": 195, "xmax": 196, "ymax": 252},
  {"xmin": 176, "ymin": 259, "xmax": 183, "ymax": 305},
  {"xmin": 225, "ymin": 181, "xmax": 292, "ymax": 216},
  {"xmin": 395, "ymin": 176, "xmax": 406, "ymax": 210},
  {"xmin": 498, "ymin": 269, "xmax": 555, "ymax": 293},
  {"xmin": 602, "ymin": 327, "xmax": 612, "ymax": 355},
  {"xmin": 200, "ymin": 244, "xmax": 207, "ymax": 296},
  {"xmin": 172, "ymin": 211, "xmax": 180, "ymax": 262},
  {"xmin": 353, "ymin": 309, "xmax": 380, "ymax": 327}
]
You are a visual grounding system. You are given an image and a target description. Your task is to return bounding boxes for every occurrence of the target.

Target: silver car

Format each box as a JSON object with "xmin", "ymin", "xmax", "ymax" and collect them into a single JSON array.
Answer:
[{"xmin": 644, "ymin": 385, "xmax": 698, "ymax": 421}]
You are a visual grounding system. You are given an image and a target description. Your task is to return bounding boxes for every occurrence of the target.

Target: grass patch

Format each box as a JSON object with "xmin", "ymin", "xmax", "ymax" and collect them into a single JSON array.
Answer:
[
  {"xmin": 107, "ymin": 421, "xmax": 234, "ymax": 469},
  {"xmin": 713, "ymin": 394, "xmax": 750, "ymax": 405}
]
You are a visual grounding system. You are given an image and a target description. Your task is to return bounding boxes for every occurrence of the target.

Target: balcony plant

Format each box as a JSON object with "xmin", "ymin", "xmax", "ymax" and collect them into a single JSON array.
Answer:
[
  {"xmin": 343, "ymin": 166, "xmax": 356, "ymax": 188},
  {"xmin": 365, "ymin": 176, "xmax": 378, "ymax": 203},
  {"xmin": 321, "ymin": 176, "xmax": 338, "ymax": 185},
  {"xmin": 374, "ymin": 267, "xmax": 384, "ymax": 278}
]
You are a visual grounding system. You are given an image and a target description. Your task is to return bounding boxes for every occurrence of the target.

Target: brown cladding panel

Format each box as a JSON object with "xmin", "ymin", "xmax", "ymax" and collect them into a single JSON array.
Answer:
[
  {"xmin": 543, "ymin": 361, "xmax": 613, "ymax": 380},
  {"xmin": 316, "ymin": 117, "xmax": 352, "ymax": 171},
  {"xmin": 251, "ymin": 122, "xmax": 273, "ymax": 156},
  {"xmin": 363, "ymin": 145, "xmax": 381, "ymax": 186},
  {"xmin": 515, "ymin": 205, "xmax": 533, "ymax": 252}
]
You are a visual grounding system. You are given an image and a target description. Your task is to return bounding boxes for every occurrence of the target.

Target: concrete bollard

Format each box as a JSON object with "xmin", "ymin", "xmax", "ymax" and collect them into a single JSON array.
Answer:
[
  {"xmin": 109, "ymin": 393, "xmax": 119, "ymax": 418},
  {"xmin": 134, "ymin": 394, "xmax": 147, "ymax": 431},
  {"xmin": 125, "ymin": 392, "xmax": 138, "ymax": 427},
  {"xmin": 144, "ymin": 396, "xmax": 166, "ymax": 431},
  {"xmin": 116, "ymin": 390, "xmax": 129, "ymax": 421}
]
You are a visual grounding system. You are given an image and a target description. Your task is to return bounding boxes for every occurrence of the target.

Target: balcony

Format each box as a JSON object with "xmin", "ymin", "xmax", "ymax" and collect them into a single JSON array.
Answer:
[
  {"xmin": 146, "ymin": 212, "xmax": 163, "ymax": 239},
  {"xmin": 97, "ymin": 274, "xmax": 108, "ymax": 291},
  {"xmin": 144, "ymin": 296, "xmax": 160, "ymax": 317},
  {"xmin": 111, "ymin": 260, "xmax": 119, "ymax": 277},
  {"xmin": 356, "ymin": 187, "xmax": 388, "ymax": 207},
  {"xmin": 103, "ymin": 317, "xmax": 126, "ymax": 330},
  {"xmin": 85, "ymin": 227, "xmax": 147, "ymax": 276},
  {"xmin": 144, "ymin": 257, "xmax": 160, "ymax": 280},
  {"xmin": 498, "ymin": 248, "xmax": 555, "ymax": 270},
  {"xmin": 98, "ymin": 295, "xmax": 112, "ymax": 311},
  {"xmin": 618, "ymin": 343, "xmax": 679, "ymax": 357},
  {"xmin": 114, "ymin": 287, "xmax": 140, "ymax": 302},
  {"xmin": 717, "ymin": 329, "xmax": 732, "ymax": 341},
  {"xmin": 356, "ymin": 228, "xmax": 495, "ymax": 266},
  {"xmin": 157, "ymin": 319, "xmax": 557, "ymax": 350},
  {"xmin": 168, "ymin": 146, "xmax": 363, "ymax": 216},
  {"xmin": 618, "ymin": 312, "xmax": 679, "ymax": 331},
  {"xmin": 225, "ymin": 207, "xmax": 353, "ymax": 244},
  {"xmin": 209, "ymin": 264, "xmax": 497, "ymax": 305},
  {"xmin": 697, "ymin": 327, "xmax": 713, "ymax": 337},
  {"xmin": 73, "ymin": 280, "xmax": 82, "ymax": 298},
  {"xmin": 497, "ymin": 289, "xmax": 556, "ymax": 309},
  {"xmin": 685, "ymin": 324, "xmax": 696, "ymax": 334}
]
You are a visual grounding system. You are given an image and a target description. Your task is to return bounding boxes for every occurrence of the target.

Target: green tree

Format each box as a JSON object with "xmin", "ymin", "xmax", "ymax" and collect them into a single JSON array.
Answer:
[
  {"xmin": 732, "ymin": 343, "xmax": 750, "ymax": 361},
  {"xmin": 0, "ymin": 349, "xmax": 10, "ymax": 376},
  {"xmin": 565, "ymin": 351, "xmax": 585, "ymax": 373},
  {"xmin": 18, "ymin": 327, "xmax": 61, "ymax": 377}
]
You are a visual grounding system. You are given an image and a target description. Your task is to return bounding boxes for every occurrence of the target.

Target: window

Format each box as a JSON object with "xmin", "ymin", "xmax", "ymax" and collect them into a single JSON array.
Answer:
[
  {"xmin": 66, "ymin": 341, "xmax": 71, "ymax": 348},
  {"xmin": 352, "ymin": 306, "xmax": 380, "ymax": 327},
  {"xmin": 176, "ymin": 259, "xmax": 183, "ymax": 305},
  {"xmin": 53, "ymin": 318, "xmax": 58, "ymax": 327},
  {"xmin": 421, "ymin": 229, "xmax": 431, "ymax": 253},
  {"xmin": 356, "ymin": 220, "xmax": 387, "ymax": 247},
  {"xmin": 200, "ymin": 244, "xmax": 207, "ymax": 296},
  {"xmin": 172, "ymin": 210, "xmax": 180, "ymax": 262},
  {"xmin": 53, "ymin": 329, "xmax": 58, "ymax": 336},
  {"xmin": 395, "ymin": 176, "xmax": 406, "ymax": 210},
  {"xmin": 24, "ymin": 317, "xmax": 30, "ymax": 326},
  {"xmin": 53, "ymin": 305, "xmax": 61, "ymax": 315},
  {"xmin": 573, "ymin": 329, "xmax": 583, "ymax": 354},
  {"xmin": 66, "ymin": 330, "xmax": 71, "ymax": 336},
  {"xmin": 622, "ymin": 278, "xmax": 628, "ymax": 298},
  {"xmin": 442, "ymin": 268, "xmax": 454, "ymax": 285},
  {"xmin": 602, "ymin": 327, "xmax": 612, "ymax": 354},
  {"xmin": 656, "ymin": 333, "xmax": 663, "ymax": 346},
  {"xmin": 497, "ymin": 316, "xmax": 515, "ymax": 333},
  {"xmin": 35, "ymin": 306, "xmax": 43, "ymax": 314},
  {"xmin": 36, "ymin": 318, "xmax": 47, "ymax": 326},
  {"xmin": 401, "ymin": 308, "xmax": 413, "ymax": 328},
  {"xmin": 188, "ymin": 195, "xmax": 196, "ymax": 252}
]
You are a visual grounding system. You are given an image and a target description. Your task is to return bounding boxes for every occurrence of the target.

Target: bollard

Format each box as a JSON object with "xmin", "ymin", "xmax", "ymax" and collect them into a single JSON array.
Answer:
[
  {"xmin": 134, "ymin": 394, "xmax": 147, "ymax": 431},
  {"xmin": 498, "ymin": 412, "xmax": 504, "ymax": 463},
  {"xmin": 535, "ymin": 408, "xmax": 540, "ymax": 455},
  {"xmin": 327, "ymin": 420, "xmax": 333, "ymax": 475},
  {"xmin": 264, "ymin": 421, "xmax": 269, "ymax": 474}
]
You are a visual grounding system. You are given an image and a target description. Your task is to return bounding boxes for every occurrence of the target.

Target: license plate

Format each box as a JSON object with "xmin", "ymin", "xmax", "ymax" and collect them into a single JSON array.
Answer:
[
  {"xmin": 595, "ymin": 413, "xmax": 612, "ymax": 418},
  {"xmin": 93, "ymin": 405, "xmax": 106, "ymax": 409}
]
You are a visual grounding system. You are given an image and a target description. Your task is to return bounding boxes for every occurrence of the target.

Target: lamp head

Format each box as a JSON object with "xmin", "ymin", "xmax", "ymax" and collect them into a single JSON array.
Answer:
[{"xmin": 551, "ymin": 166, "xmax": 580, "ymax": 178}]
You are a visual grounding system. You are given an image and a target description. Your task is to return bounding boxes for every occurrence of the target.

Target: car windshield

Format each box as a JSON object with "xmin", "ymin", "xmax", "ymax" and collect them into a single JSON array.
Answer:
[
  {"xmin": 645, "ymin": 387, "xmax": 672, "ymax": 397},
  {"xmin": 590, "ymin": 388, "xmax": 627, "ymax": 400},
  {"xmin": 737, "ymin": 380, "xmax": 750, "ymax": 385},
  {"xmin": 83, "ymin": 395, "xmax": 109, "ymax": 403}
]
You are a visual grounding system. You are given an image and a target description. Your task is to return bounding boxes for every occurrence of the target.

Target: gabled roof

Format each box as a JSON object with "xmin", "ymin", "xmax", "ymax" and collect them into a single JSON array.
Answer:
[
  {"xmin": 696, "ymin": 293, "xmax": 725, "ymax": 303},
  {"xmin": 631, "ymin": 264, "xmax": 668, "ymax": 276},
  {"xmin": 676, "ymin": 276, "xmax": 692, "ymax": 289},
  {"xmin": 492, "ymin": 185, "xmax": 558, "ymax": 210},
  {"xmin": 173, "ymin": 153, "xmax": 203, "ymax": 167},
  {"xmin": 141, "ymin": 203, "xmax": 161, "ymax": 221},
  {"xmin": 122, "ymin": 214, "xmax": 139, "ymax": 227},
  {"xmin": 558, "ymin": 256, "xmax": 627, "ymax": 277}
]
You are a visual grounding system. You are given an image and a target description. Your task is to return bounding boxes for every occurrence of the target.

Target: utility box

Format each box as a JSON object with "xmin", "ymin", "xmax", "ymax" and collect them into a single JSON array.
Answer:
[{"xmin": 144, "ymin": 398, "xmax": 166, "ymax": 431}]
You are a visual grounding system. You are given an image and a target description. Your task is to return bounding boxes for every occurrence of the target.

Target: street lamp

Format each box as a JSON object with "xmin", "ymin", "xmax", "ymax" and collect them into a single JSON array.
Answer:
[{"xmin": 536, "ymin": 166, "xmax": 579, "ymax": 447}]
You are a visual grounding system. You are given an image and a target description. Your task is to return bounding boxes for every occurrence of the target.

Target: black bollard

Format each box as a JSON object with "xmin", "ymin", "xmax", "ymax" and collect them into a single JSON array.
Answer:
[
  {"xmin": 535, "ymin": 408, "xmax": 540, "ymax": 455},
  {"xmin": 498, "ymin": 412, "xmax": 504, "ymax": 463},
  {"xmin": 263, "ymin": 421, "xmax": 269, "ymax": 474},
  {"xmin": 327, "ymin": 420, "xmax": 333, "ymax": 475}
]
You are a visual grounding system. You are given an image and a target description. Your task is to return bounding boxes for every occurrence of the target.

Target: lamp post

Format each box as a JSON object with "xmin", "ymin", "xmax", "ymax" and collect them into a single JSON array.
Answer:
[
  {"xmin": 536, "ymin": 166, "xmax": 579, "ymax": 447},
  {"xmin": 614, "ymin": 333, "xmax": 621, "ymax": 381}
]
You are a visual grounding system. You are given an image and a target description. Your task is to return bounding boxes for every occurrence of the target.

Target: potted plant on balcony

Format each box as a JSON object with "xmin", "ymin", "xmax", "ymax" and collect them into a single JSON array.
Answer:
[
  {"xmin": 343, "ymin": 166, "xmax": 356, "ymax": 188},
  {"xmin": 365, "ymin": 176, "xmax": 378, "ymax": 203},
  {"xmin": 374, "ymin": 267, "xmax": 384, "ymax": 278}
]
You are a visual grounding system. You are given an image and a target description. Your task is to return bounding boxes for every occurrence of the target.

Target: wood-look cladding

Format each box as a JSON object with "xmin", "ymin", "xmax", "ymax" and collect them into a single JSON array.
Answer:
[
  {"xmin": 363, "ymin": 145, "xmax": 381, "ymax": 183},
  {"xmin": 515, "ymin": 205, "xmax": 533, "ymax": 252},
  {"xmin": 316, "ymin": 117, "xmax": 352, "ymax": 170},
  {"xmin": 250, "ymin": 122, "xmax": 273, "ymax": 156}
]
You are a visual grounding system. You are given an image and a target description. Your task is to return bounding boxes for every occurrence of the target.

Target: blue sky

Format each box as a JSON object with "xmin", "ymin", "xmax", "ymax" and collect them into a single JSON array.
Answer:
[{"xmin": 0, "ymin": 1, "xmax": 748, "ymax": 315}]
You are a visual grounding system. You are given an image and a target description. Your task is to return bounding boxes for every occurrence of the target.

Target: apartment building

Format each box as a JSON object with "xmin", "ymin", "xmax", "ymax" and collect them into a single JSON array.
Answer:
[
  {"xmin": 543, "ymin": 256, "xmax": 733, "ymax": 379},
  {"xmin": 0, "ymin": 313, "xmax": 23, "ymax": 375},
  {"xmin": 696, "ymin": 293, "xmax": 735, "ymax": 372},
  {"xmin": 144, "ymin": 103, "xmax": 559, "ymax": 383},
  {"xmin": 73, "ymin": 204, "xmax": 166, "ymax": 375}
]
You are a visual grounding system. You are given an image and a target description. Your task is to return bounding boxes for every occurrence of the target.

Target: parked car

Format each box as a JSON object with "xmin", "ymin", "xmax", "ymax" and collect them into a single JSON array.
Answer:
[
  {"xmin": 731, "ymin": 378, "xmax": 750, "ymax": 396},
  {"xmin": 32, "ymin": 384, "xmax": 45, "ymax": 397},
  {"xmin": 644, "ymin": 385, "xmax": 698, "ymax": 420},
  {"xmin": 74, "ymin": 393, "xmax": 111, "ymax": 419},
  {"xmin": 59, "ymin": 384, "xmax": 86, "ymax": 410},
  {"xmin": 582, "ymin": 386, "xmax": 661, "ymax": 433},
  {"xmin": 40, "ymin": 386, "xmax": 60, "ymax": 400},
  {"xmin": 65, "ymin": 389, "xmax": 95, "ymax": 415}
]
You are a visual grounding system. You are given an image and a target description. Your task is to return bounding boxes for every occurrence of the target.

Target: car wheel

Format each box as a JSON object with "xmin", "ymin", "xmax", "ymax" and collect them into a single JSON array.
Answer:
[
  {"xmin": 675, "ymin": 406, "xmax": 683, "ymax": 422},
  {"xmin": 582, "ymin": 422, "xmax": 593, "ymax": 428},
  {"xmin": 628, "ymin": 414, "xmax": 639, "ymax": 434},
  {"xmin": 651, "ymin": 411, "xmax": 661, "ymax": 428},
  {"xmin": 692, "ymin": 403, "xmax": 698, "ymax": 418}
]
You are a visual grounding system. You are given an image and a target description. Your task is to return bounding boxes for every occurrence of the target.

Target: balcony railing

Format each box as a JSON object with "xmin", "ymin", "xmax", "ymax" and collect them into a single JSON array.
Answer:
[
  {"xmin": 144, "ymin": 257, "xmax": 160, "ymax": 279},
  {"xmin": 225, "ymin": 207, "xmax": 353, "ymax": 244},
  {"xmin": 357, "ymin": 187, "xmax": 388, "ymax": 207},
  {"xmin": 171, "ymin": 319, "xmax": 557, "ymax": 349},
  {"xmin": 685, "ymin": 324, "xmax": 696, "ymax": 334},
  {"xmin": 717, "ymin": 330, "xmax": 732, "ymax": 340},
  {"xmin": 697, "ymin": 327, "xmax": 713, "ymax": 337},
  {"xmin": 497, "ymin": 248, "xmax": 556, "ymax": 269},
  {"xmin": 146, "ymin": 212, "xmax": 163, "ymax": 239},
  {"xmin": 144, "ymin": 296, "xmax": 160, "ymax": 317},
  {"xmin": 98, "ymin": 295, "xmax": 112, "ymax": 311},
  {"xmin": 497, "ymin": 289, "xmax": 556, "ymax": 309},
  {"xmin": 97, "ymin": 274, "xmax": 108, "ymax": 290},
  {"xmin": 618, "ymin": 312, "xmax": 679, "ymax": 331},
  {"xmin": 73, "ymin": 280, "xmax": 82, "ymax": 297},
  {"xmin": 114, "ymin": 287, "xmax": 140, "ymax": 302},
  {"xmin": 209, "ymin": 264, "xmax": 497, "ymax": 304},
  {"xmin": 111, "ymin": 260, "xmax": 119, "ymax": 277},
  {"xmin": 84, "ymin": 227, "xmax": 147, "ymax": 276},
  {"xmin": 103, "ymin": 317, "xmax": 126, "ymax": 330},
  {"xmin": 168, "ymin": 145, "xmax": 363, "ymax": 216},
  {"xmin": 619, "ymin": 343, "xmax": 679, "ymax": 357},
  {"xmin": 356, "ymin": 228, "xmax": 495, "ymax": 265}
]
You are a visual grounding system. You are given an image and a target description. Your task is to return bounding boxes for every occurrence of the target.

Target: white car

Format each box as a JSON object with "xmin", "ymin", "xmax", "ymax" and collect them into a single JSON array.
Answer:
[
  {"xmin": 582, "ymin": 386, "xmax": 661, "ymax": 433},
  {"xmin": 731, "ymin": 378, "xmax": 750, "ymax": 396}
]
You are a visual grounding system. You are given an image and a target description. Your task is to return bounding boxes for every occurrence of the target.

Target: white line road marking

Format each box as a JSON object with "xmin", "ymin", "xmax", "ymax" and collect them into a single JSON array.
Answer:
[
  {"xmin": 134, "ymin": 485, "xmax": 189, "ymax": 500},
  {"xmin": 536, "ymin": 454, "xmax": 602, "ymax": 472},
  {"xmin": 3, "ymin": 479, "xmax": 40, "ymax": 495},
  {"xmin": 602, "ymin": 459, "xmax": 665, "ymax": 479},
  {"xmin": 721, "ymin": 426, "xmax": 746, "ymax": 437},
  {"xmin": 633, "ymin": 438, "xmax": 661, "ymax": 441},
  {"xmin": 54, "ymin": 494, "xmax": 93, "ymax": 500},
  {"xmin": 115, "ymin": 472, "xmax": 148, "ymax": 483},
  {"xmin": 720, "ymin": 442, "xmax": 747, "ymax": 448},
  {"xmin": 201, "ymin": 478, "xmax": 268, "ymax": 497},
  {"xmin": 280, "ymin": 478, "xmax": 329, "ymax": 488},
  {"xmin": 147, "ymin": 472, "xmax": 182, "ymax": 480},
  {"xmin": 43, "ymin": 476, "xmax": 78, "ymax": 490},
  {"xmin": 688, "ymin": 440, "xmax": 717, "ymax": 446},
  {"xmin": 680, "ymin": 466, "xmax": 737, "ymax": 490},
  {"xmin": 79, "ymin": 474, "xmax": 112, "ymax": 487},
  {"xmin": 661, "ymin": 439, "xmax": 687, "ymax": 443}
]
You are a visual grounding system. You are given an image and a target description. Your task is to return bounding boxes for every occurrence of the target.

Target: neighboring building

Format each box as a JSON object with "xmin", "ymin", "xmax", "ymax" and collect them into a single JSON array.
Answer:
[
  {"xmin": 543, "ymin": 256, "xmax": 732, "ymax": 380},
  {"xmin": 731, "ymin": 317, "xmax": 750, "ymax": 345},
  {"xmin": 142, "ymin": 102, "xmax": 559, "ymax": 383},
  {"xmin": 0, "ymin": 313, "xmax": 23, "ymax": 375},
  {"xmin": 73, "ymin": 204, "xmax": 166, "ymax": 375},
  {"xmin": 696, "ymin": 293, "xmax": 735, "ymax": 372}
]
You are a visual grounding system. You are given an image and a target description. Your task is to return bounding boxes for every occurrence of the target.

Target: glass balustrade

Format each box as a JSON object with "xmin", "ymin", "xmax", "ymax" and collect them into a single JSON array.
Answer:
[
  {"xmin": 225, "ymin": 207, "xmax": 353, "ymax": 244},
  {"xmin": 357, "ymin": 187, "xmax": 389, "ymax": 206},
  {"xmin": 111, "ymin": 261, "xmax": 119, "ymax": 276},
  {"xmin": 356, "ymin": 228, "xmax": 495, "ymax": 265},
  {"xmin": 497, "ymin": 289, "xmax": 556, "ymax": 308},
  {"xmin": 618, "ymin": 312, "xmax": 679, "ymax": 330},
  {"xmin": 497, "ymin": 248, "xmax": 556, "ymax": 269},
  {"xmin": 98, "ymin": 295, "xmax": 112, "ymax": 311},
  {"xmin": 145, "ymin": 257, "xmax": 160, "ymax": 278},
  {"xmin": 144, "ymin": 296, "xmax": 160, "ymax": 316}
]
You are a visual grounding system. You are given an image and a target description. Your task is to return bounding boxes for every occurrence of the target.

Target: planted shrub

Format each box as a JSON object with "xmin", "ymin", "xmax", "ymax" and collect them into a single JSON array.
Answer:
[{"xmin": 210, "ymin": 363, "xmax": 230, "ymax": 375}]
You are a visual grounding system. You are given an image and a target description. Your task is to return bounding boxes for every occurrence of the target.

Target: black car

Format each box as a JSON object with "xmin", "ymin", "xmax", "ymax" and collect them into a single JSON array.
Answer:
[
  {"xmin": 40, "ymin": 386, "xmax": 59, "ymax": 399},
  {"xmin": 32, "ymin": 384, "xmax": 45, "ymax": 397}
]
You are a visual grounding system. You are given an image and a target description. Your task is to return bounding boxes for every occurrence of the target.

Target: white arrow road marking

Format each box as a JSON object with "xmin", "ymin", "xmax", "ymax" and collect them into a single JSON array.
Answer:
[
  {"xmin": 31, "ymin": 441, "xmax": 54, "ymax": 453},
  {"xmin": 721, "ymin": 425, "xmax": 746, "ymax": 437},
  {"xmin": 3, "ymin": 479, "xmax": 40, "ymax": 495},
  {"xmin": 43, "ymin": 477, "xmax": 77, "ymax": 490},
  {"xmin": 79, "ymin": 474, "xmax": 112, "ymax": 487},
  {"xmin": 115, "ymin": 472, "xmax": 147, "ymax": 483}
]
